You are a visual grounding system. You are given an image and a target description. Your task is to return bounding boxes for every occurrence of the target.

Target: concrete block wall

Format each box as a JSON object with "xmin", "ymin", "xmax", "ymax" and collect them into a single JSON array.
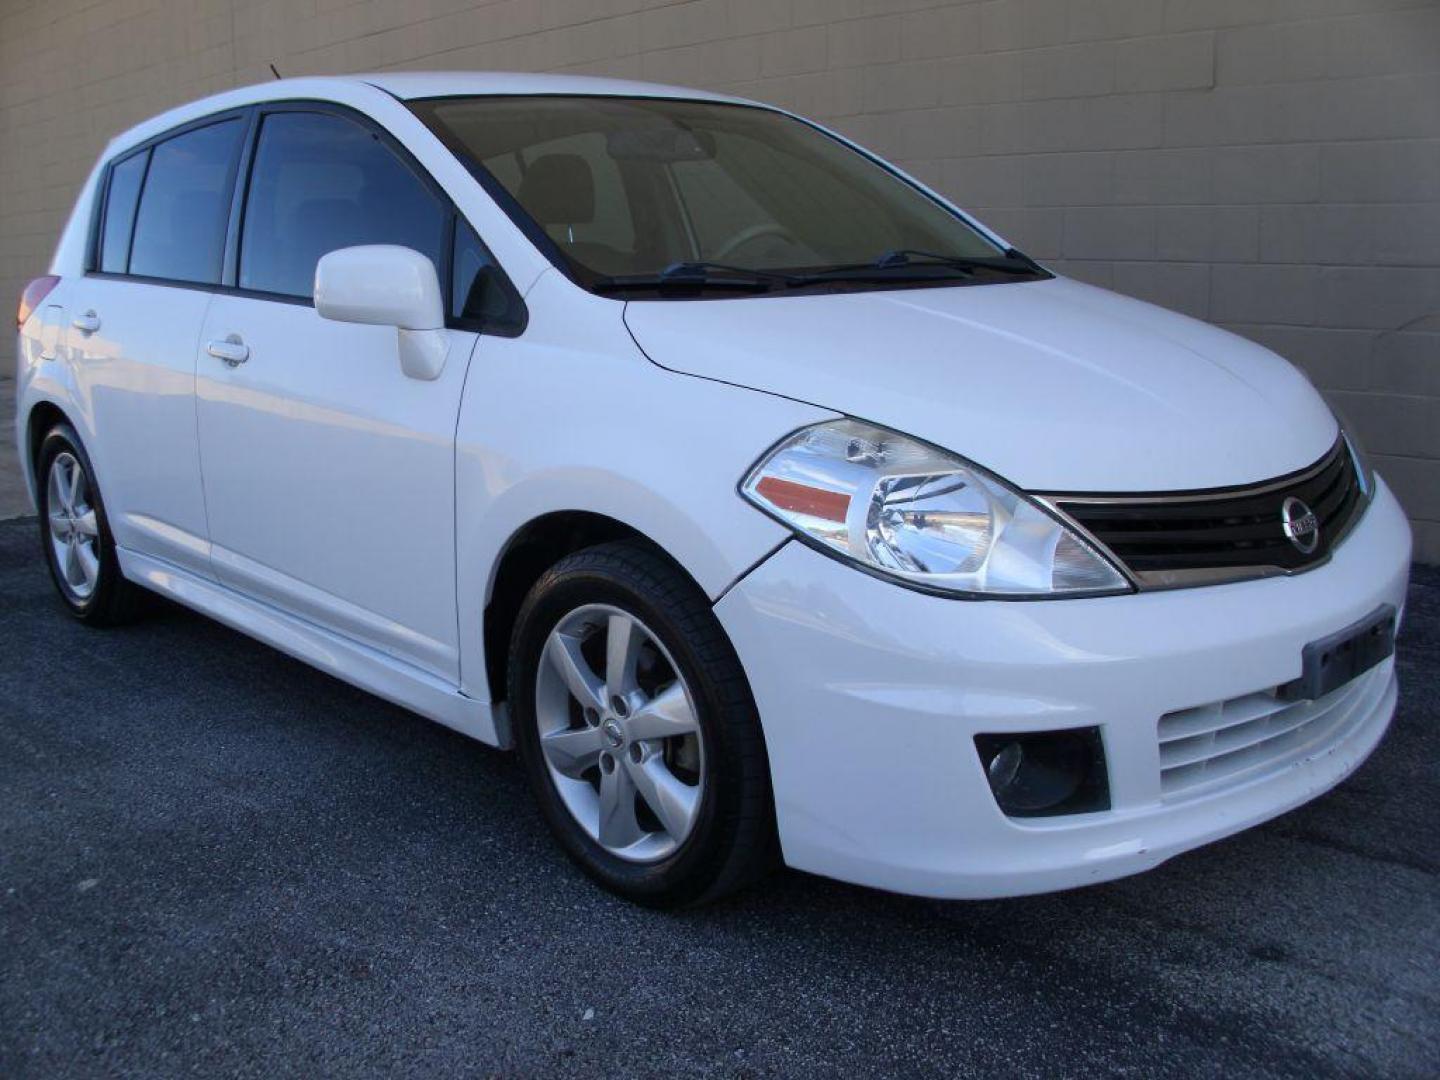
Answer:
[{"xmin": 2, "ymin": 0, "xmax": 1437, "ymax": 558}]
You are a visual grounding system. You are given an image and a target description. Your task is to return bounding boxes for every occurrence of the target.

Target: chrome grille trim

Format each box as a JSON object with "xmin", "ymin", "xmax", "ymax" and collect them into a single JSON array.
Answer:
[{"xmin": 1037, "ymin": 438, "xmax": 1367, "ymax": 591}]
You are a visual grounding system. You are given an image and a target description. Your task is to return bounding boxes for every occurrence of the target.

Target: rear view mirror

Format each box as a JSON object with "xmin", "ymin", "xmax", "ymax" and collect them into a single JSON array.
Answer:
[
  {"xmin": 315, "ymin": 245, "xmax": 448, "ymax": 380},
  {"xmin": 606, "ymin": 127, "xmax": 714, "ymax": 163}
]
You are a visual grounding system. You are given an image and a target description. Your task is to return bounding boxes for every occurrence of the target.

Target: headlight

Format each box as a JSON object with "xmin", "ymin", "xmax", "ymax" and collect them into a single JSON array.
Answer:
[
  {"xmin": 1325, "ymin": 399, "xmax": 1375, "ymax": 502},
  {"xmin": 1342, "ymin": 429, "xmax": 1374, "ymax": 501},
  {"xmin": 741, "ymin": 419, "xmax": 1131, "ymax": 598}
]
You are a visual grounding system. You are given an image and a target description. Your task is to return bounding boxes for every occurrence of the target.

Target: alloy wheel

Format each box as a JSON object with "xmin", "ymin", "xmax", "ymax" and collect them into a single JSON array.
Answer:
[
  {"xmin": 46, "ymin": 451, "xmax": 101, "ymax": 600},
  {"xmin": 534, "ymin": 604, "xmax": 706, "ymax": 862}
]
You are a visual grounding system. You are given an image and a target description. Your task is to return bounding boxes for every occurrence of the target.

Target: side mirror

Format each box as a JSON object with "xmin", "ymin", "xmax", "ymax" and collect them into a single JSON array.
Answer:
[{"xmin": 314, "ymin": 245, "xmax": 449, "ymax": 380}]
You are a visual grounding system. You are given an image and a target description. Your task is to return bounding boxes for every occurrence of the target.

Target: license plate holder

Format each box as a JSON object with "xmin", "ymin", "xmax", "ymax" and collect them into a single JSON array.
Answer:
[{"xmin": 1279, "ymin": 604, "xmax": 1396, "ymax": 703}]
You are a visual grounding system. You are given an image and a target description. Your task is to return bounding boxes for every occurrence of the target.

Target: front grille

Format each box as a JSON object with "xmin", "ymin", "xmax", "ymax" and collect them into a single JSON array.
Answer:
[
  {"xmin": 1049, "ymin": 439, "xmax": 1362, "ymax": 589},
  {"xmin": 1157, "ymin": 662, "xmax": 1392, "ymax": 801}
]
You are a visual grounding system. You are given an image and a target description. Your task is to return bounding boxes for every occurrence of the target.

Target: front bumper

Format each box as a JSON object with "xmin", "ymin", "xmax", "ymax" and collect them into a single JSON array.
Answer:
[{"xmin": 714, "ymin": 479, "xmax": 1412, "ymax": 899}]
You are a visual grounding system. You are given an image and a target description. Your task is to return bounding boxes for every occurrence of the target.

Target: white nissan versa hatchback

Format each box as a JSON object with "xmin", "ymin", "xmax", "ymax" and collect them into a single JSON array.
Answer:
[{"xmin": 15, "ymin": 73, "xmax": 1411, "ymax": 907}]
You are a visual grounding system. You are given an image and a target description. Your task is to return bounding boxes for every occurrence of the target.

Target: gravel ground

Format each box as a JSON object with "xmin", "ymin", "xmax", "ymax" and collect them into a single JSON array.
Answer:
[{"xmin": 1, "ymin": 514, "xmax": 1437, "ymax": 1078}]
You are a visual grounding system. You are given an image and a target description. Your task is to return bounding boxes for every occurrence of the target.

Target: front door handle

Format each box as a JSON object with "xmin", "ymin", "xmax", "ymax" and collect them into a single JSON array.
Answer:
[
  {"xmin": 206, "ymin": 334, "xmax": 249, "ymax": 367},
  {"xmin": 72, "ymin": 310, "xmax": 100, "ymax": 335}
]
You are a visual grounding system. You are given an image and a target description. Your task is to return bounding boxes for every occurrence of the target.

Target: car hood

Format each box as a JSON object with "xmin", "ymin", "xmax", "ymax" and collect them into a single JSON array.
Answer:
[{"xmin": 623, "ymin": 276, "xmax": 1338, "ymax": 492}]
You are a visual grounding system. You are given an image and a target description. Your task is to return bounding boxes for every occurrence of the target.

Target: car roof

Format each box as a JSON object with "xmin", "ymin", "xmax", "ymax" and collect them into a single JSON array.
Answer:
[
  {"xmin": 355, "ymin": 70, "xmax": 748, "ymax": 104},
  {"xmin": 102, "ymin": 71, "xmax": 757, "ymax": 159}
]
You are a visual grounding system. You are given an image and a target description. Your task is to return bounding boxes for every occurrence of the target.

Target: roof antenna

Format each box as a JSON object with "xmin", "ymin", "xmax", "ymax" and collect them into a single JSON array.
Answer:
[{"xmin": 268, "ymin": 63, "xmax": 281, "ymax": 79}]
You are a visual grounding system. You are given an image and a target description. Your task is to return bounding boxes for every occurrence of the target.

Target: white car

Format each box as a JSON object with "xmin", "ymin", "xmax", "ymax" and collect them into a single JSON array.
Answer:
[{"xmin": 14, "ymin": 73, "xmax": 1411, "ymax": 907}]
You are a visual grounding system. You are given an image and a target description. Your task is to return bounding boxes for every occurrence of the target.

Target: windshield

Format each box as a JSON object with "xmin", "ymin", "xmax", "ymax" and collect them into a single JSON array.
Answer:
[{"xmin": 411, "ymin": 95, "xmax": 1044, "ymax": 295}]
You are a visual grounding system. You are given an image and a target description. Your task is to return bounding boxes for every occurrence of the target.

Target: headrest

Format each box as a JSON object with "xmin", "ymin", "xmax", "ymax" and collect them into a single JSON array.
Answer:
[{"xmin": 517, "ymin": 154, "xmax": 596, "ymax": 225}]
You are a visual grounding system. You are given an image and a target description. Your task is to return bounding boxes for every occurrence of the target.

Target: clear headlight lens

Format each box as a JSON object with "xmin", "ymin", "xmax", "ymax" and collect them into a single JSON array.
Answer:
[
  {"xmin": 1326, "ymin": 399, "xmax": 1375, "ymax": 503},
  {"xmin": 1342, "ymin": 429, "xmax": 1374, "ymax": 501},
  {"xmin": 741, "ymin": 420, "xmax": 1131, "ymax": 597}
]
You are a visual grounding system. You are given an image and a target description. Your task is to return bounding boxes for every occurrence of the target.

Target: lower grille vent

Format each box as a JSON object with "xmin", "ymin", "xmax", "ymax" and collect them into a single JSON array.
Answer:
[{"xmin": 1156, "ymin": 663, "xmax": 1390, "ymax": 800}]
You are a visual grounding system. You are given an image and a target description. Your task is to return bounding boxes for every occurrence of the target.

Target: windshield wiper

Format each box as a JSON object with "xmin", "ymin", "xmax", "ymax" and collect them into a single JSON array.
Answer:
[
  {"xmin": 876, "ymin": 248, "xmax": 1042, "ymax": 273},
  {"xmin": 593, "ymin": 261, "xmax": 800, "ymax": 293},
  {"xmin": 796, "ymin": 248, "xmax": 1045, "ymax": 283},
  {"xmin": 592, "ymin": 251, "xmax": 1046, "ymax": 295}
]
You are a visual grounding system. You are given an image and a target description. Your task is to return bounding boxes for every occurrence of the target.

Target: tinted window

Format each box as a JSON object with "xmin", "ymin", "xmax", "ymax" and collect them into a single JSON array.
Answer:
[
  {"xmin": 452, "ymin": 219, "xmax": 525, "ymax": 334},
  {"xmin": 128, "ymin": 119, "xmax": 243, "ymax": 284},
  {"xmin": 240, "ymin": 111, "xmax": 448, "ymax": 299},
  {"xmin": 482, "ymin": 131, "xmax": 637, "ymax": 276},
  {"xmin": 414, "ymin": 97, "xmax": 1019, "ymax": 288},
  {"xmin": 669, "ymin": 155, "xmax": 773, "ymax": 257},
  {"xmin": 100, "ymin": 150, "xmax": 149, "ymax": 273}
]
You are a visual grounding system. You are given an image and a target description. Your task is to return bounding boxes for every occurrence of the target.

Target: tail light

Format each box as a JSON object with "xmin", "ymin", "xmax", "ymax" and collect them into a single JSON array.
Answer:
[{"xmin": 17, "ymin": 275, "xmax": 61, "ymax": 328}]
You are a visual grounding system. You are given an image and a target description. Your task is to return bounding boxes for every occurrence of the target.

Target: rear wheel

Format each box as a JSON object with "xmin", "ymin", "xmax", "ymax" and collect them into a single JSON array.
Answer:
[
  {"xmin": 36, "ymin": 423, "xmax": 143, "ymax": 625},
  {"xmin": 509, "ymin": 541, "xmax": 774, "ymax": 907}
]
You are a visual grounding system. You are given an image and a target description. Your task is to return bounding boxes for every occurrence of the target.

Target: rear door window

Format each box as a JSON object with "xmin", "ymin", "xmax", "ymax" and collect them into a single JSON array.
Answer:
[
  {"xmin": 99, "ymin": 150, "xmax": 149, "ymax": 273},
  {"xmin": 239, "ymin": 110, "xmax": 449, "ymax": 299},
  {"xmin": 128, "ymin": 119, "xmax": 244, "ymax": 284}
]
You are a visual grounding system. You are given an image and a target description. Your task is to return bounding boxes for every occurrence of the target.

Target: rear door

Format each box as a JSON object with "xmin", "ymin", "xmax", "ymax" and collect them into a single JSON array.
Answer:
[
  {"xmin": 71, "ymin": 115, "xmax": 248, "ymax": 579},
  {"xmin": 194, "ymin": 106, "xmax": 483, "ymax": 682}
]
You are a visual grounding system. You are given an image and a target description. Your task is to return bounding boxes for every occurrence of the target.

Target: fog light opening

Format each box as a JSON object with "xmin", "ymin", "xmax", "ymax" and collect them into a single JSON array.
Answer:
[
  {"xmin": 975, "ymin": 727, "xmax": 1110, "ymax": 818},
  {"xmin": 986, "ymin": 741, "xmax": 1024, "ymax": 791}
]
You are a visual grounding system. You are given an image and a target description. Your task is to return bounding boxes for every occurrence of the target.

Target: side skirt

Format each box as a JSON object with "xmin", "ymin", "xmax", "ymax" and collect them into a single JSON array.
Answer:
[{"xmin": 118, "ymin": 547, "xmax": 510, "ymax": 749}]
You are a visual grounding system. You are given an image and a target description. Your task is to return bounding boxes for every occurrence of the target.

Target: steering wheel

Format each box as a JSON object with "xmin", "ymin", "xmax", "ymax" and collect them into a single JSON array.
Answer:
[{"xmin": 712, "ymin": 222, "xmax": 798, "ymax": 262}]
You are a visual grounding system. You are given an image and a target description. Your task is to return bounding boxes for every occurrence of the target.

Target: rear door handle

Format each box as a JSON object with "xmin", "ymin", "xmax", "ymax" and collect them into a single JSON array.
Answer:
[
  {"xmin": 206, "ymin": 335, "xmax": 249, "ymax": 367},
  {"xmin": 72, "ymin": 310, "xmax": 100, "ymax": 335}
]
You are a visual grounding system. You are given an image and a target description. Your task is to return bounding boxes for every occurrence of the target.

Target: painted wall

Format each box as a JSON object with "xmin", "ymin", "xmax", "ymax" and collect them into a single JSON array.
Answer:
[{"xmin": 2, "ymin": 0, "xmax": 1437, "ymax": 557}]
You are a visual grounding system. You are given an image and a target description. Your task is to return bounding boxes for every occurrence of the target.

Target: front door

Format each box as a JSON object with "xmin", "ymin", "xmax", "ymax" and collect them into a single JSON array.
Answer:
[
  {"xmin": 194, "ymin": 106, "xmax": 474, "ymax": 682},
  {"xmin": 195, "ymin": 296, "xmax": 475, "ymax": 681}
]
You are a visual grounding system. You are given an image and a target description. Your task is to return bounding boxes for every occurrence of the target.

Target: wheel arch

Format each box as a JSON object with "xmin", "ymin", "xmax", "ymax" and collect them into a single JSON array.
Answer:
[
  {"xmin": 27, "ymin": 400, "xmax": 71, "ymax": 461},
  {"xmin": 481, "ymin": 509, "xmax": 712, "ymax": 709},
  {"xmin": 24, "ymin": 400, "xmax": 74, "ymax": 500}
]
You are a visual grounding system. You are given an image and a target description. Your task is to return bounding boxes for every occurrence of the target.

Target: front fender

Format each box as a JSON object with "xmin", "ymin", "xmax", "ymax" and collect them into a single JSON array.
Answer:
[{"xmin": 453, "ymin": 275, "xmax": 832, "ymax": 701}]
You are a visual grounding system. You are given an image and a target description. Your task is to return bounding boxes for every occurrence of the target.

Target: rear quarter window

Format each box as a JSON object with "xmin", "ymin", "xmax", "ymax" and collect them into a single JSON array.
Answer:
[{"xmin": 99, "ymin": 150, "xmax": 149, "ymax": 273}]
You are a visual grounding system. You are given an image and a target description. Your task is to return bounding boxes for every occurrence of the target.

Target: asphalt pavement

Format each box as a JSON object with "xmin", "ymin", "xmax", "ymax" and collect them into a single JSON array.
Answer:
[
  {"xmin": 1, "ymin": 375, "xmax": 29, "ymax": 520},
  {"xmin": 1, "ymin": 514, "xmax": 1437, "ymax": 1078}
]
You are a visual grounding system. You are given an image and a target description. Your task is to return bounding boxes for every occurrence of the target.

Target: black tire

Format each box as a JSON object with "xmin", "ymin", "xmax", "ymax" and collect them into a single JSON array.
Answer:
[
  {"xmin": 35, "ymin": 423, "xmax": 145, "ymax": 626},
  {"xmin": 509, "ymin": 540, "xmax": 775, "ymax": 908}
]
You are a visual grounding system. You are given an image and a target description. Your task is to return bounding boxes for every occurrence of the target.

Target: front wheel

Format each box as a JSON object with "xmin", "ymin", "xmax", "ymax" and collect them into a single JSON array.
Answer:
[{"xmin": 509, "ymin": 541, "xmax": 775, "ymax": 908}]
